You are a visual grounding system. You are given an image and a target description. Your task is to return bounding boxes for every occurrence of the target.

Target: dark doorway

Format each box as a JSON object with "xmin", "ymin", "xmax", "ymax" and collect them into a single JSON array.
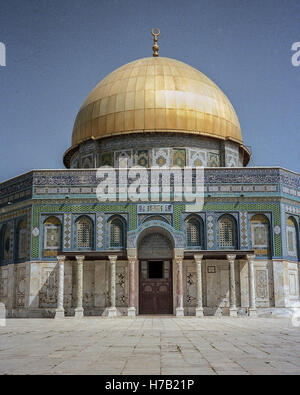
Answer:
[
  {"xmin": 148, "ymin": 260, "xmax": 163, "ymax": 278},
  {"xmin": 139, "ymin": 260, "xmax": 173, "ymax": 314}
]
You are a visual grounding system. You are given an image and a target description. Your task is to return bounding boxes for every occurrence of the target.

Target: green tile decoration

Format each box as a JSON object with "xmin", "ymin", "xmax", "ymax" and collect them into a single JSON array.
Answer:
[
  {"xmin": 202, "ymin": 201, "xmax": 281, "ymax": 257},
  {"xmin": 174, "ymin": 203, "xmax": 185, "ymax": 231},
  {"xmin": 31, "ymin": 200, "xmax": 282, "ymax": 258},
  {"xmin": 172, "ymin": 149, "xmax": 186, "ymax": 168},
  {"xmin": 31, "ymin": 203, "xmax": 137, "ymax": 258}
]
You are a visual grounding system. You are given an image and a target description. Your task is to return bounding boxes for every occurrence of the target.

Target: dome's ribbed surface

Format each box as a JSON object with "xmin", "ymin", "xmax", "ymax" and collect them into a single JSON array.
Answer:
[{"xmin": 71, "ymin": 57, "xmax": 243, "ymax": 147}]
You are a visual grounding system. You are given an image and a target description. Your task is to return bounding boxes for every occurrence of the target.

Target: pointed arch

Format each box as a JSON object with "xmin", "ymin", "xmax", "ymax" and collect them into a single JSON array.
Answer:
[
  {"xmin": 43, "ymin": 216, "xmax": 62, "ymax": 257},
  {"xmin": 185, "ymin": 215, "xmax": 204, "ymax": 248},
  {"xmin": 0, "ymin": 224, "xmax": 11, "ymax": 263},
  {"xmin": 142, "ymin": 215, "xmax": 170, "ymax": 225},
  {"xmin": 286, "ymin": 216, "xmax": 299, "ymax": 258},
  {"xmin": 75, "ymin": 215, "xmax": 94, "ymax": 249},
  {"xmin": 108, "ymin": 215, "xmax": 127, "ymax": 248},
  {"xmin": 217, "ymin": 214, "xmax": 237, "ymax": 249},
  {"xmin": 250, "ymin": 214, "xmax": 271, "ymax": 257},
  {"xmin": 16, "ymin": 218, "xmax": 27, "ymax": 260}
]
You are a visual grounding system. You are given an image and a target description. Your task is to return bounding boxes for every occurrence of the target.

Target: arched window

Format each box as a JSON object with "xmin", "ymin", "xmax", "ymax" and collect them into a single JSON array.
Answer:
[
  {"xmin": 250, "ymin": 214, "xmax": 270, "ymax": 257},
  {"xmin": 286, "ymin": 217, "xmax": 298, "ymax": 258},
  {"xmin": 43, "ymin": 216, "xmax": 62, "ymax": 257},
  {"xmin": 186, "ymin": 217, "xmax": 202, "ymax": 247},
  {"xmin": 218, "ymin": 215, "xmax": 237, "ymax": 249},
  {"xmin": 143, "ymin": 215, "xmax": 170, "ymax": 224},
  {"xmin": 75, "ymin": 216, "xmax": 93, "ymax": 249},
  {"xmin": 1, "ymin": 224, "xmax": 11, "ymax": 262},
  {"xmin": 110, "ymin": 217, "xmax": 126, "ymax": 248},
  {"xmin": 16, "ymin": 219, "xmax": 27, "ymax": 260}
]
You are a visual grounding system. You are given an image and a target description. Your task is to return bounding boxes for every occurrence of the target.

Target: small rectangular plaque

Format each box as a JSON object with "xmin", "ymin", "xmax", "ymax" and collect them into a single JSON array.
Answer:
[
  {"xmin": 137, "ymin": 204, "xmax": 173, "ymax": 213},
  {"xmin": 207, "ymin": 266, "xmax": 216, "ymax": 273}
]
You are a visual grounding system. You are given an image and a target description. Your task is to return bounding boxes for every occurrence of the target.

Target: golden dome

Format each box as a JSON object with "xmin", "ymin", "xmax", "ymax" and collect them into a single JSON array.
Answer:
[{"xmin": 67, "ymin": 57, "xmax": 249, "ymax": 162}]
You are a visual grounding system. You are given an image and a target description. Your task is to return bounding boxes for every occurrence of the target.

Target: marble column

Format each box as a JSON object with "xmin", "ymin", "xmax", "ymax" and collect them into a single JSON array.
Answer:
[
  {"xmin": 247, "ymin": 254, "xmax": 257, "ymax": 317},
  {"xmin": 194, "ymin": 254, "xmax": 204, "ymax": 317},
  {"xmin": 128, "ymin": 257, "xmax": 137, "ymax": 317},
  {"xmin": 175, "ymin": 256, "xmax": 184, "ymax": 317},
  {"xmin": 108, "ymin": 255, "xmax": 118, "ymax": 317},
  {"xmin": 74, "ymin": 256, "xmax": 84, "ymax": 318},
  {"xmin": 54, "ymin": 255, "xmax": 65, "ymax": 319},
  {"xmin": 227, "ymin": 254, "xmax": 238, "ymax": 317},
  {"xmin": 7, "ymin": 264, "xmax": 16, "ymax": 317}
]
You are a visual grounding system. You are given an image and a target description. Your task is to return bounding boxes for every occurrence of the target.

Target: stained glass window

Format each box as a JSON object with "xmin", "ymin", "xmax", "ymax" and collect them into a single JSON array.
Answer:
[
  {"xmin": 250, "ymin": 214, "xmax": 270, "ymax": 256},
  {"xmin": 1, "ymin": 225, "xmax": 10, "ymax": 261},
  {"xmin": 218, "ymin": 216, "xmax": 235, "ymax": 248},
  {"xmin": 110, "ymin": 218, "xmax": 124, "ymax": 248},
  {"xmin": 287, "ymin": 217, "xmax": 297, "ymax": 257},
  {"xmin": 43, "ymin": 217, "xmax": 62, "ymax": 255},
  {"xmin": 187, "ymin": 218, "xmax": 201, "ymax": 247},
  {"xmin": 76, "ymin": 216, "xmax": 93, "ymax": 249},
  {"xmin": 17, "ymin": 219, "xmax": 27, "ymax": 259}
]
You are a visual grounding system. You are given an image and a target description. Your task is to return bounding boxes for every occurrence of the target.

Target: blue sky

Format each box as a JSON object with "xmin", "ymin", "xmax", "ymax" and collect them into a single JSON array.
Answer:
[{"xmin": 0, "ymin": 0, "xmax": 299, "ymax": 181}]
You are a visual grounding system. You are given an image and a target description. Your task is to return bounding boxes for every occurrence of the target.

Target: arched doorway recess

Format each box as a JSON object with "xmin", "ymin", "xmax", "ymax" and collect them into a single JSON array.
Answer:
[{"xmin": 138, "ymin": 228, "xmax": 174, "ymax": 314}]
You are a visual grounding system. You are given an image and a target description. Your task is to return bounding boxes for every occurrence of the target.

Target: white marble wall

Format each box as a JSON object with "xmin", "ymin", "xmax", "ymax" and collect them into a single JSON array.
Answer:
[
  {"xmin": 183, "ymin": 259, "xmax": 281, "ymax": 315},
  {"xmin": 273, "ymin": 260, "xmax": 300, "ymax": 307},
  {"xmin": 0, "ymin": 258, "xmax": 299, "ymax": 317}
]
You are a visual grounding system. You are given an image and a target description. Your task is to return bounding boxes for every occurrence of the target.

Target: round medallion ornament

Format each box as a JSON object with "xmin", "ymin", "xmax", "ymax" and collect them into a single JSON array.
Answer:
[
  {"xmin": 32, "ymin": 227, "xmax": 40, "ymax": 237},
  {"xmin": 274, "ymin": 225, "xmax": 281, "ymax": 235}
]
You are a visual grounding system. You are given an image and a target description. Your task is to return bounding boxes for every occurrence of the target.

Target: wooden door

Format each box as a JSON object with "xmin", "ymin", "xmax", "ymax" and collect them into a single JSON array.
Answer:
[{"xmin": 139, "ymin": 260, "xmax": 173, "ymax": 314}]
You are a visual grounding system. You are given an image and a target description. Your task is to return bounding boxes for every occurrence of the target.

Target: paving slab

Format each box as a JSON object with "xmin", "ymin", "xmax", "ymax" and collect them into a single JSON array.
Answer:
[{"xmin": 0, "ymin": 316, "xmax": 300, "ymax": 375}]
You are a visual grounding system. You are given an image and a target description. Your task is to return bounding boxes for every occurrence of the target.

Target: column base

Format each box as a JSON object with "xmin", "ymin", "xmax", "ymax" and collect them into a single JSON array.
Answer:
[
  {"xmin": 127, "ymin": 307, "xmax": 136, "ymax": 318},
  {"xmin": 229, "ymin": 308, "xmax": 238, "ymax": 317},
  {"xmin": 248, "ymin": 308, "xmax": 257, "ymax": 317},
  {"xmin": 54, "ymin": 309, "xmax": 65, "ymax": 319},
  {"xmin": 107, "ymin": 307, "xmax": 118, "ymax": 318},
  {"xmin": 195, "ymin": 307, "xmax": 204, "ymax": 317},
  {"xmin": 176, "ymin": 307, "xmax": 184, "ymax": 317},
  {"xmin": 74, "ymin": 308, "xmax": 84, "ymax": 318}
]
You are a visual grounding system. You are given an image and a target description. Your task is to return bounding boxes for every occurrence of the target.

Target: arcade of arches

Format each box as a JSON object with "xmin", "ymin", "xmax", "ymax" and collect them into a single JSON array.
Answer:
[{"xmin": 54, "ymin": 227, "xmax": 258, "ymax": 318}]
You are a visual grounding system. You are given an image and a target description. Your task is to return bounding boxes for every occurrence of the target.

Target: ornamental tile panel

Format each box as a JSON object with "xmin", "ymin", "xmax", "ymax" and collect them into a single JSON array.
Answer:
[
  {"xmin": 63, "ymin": 214, "xmax": 72, "ymax": 249},
  {"xmin": 96, "ymin": 213, "xmax": 104, "ymax": 249},
  {"xmin": 239, "ymin": 211, "xmax": 249, "ymax": 249}
]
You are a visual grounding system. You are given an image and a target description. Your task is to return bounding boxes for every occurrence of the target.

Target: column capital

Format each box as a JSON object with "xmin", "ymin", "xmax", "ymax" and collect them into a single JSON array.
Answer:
[
  {"xmin": 108, "ymin": 255, "xmax": 117, "ymax": 265},
  {"xmin": 226, "ymin": 254, "xmax": 236, "ymax": 262},
  {"xmin": 194, "ymin": 254, "xmax": 204, "ymax": 263},
  {"xmin": 57, "ymin": 255, "xmax": 66, "ymax": 263},
  {"xmin": 128, "ymin": 256, "xmax": 137, "ymax": 265},
  {"xmin": 246, "ymin": 254, "xmax": 256, "ymax": 262},
  {"xmin": 127, "ymin": 248, "xmax": 137, "ymax": 259},
  {"xmin": 75, "ymin": 255, "xmax": 85, "ymax": 263},
  {"xmin": 174, "ymin": 255, "xmax": 183, "ymax": 265}
]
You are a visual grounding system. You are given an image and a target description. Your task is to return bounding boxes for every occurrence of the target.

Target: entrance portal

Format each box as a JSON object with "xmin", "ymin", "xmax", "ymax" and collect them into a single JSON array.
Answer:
[
  {"xmin": 138, "ymin": 229, "xmax": 174, "ymax": 315},
  {"xmin": 139, "ymin": 260, "xmax": 173, "ymax": 314}
]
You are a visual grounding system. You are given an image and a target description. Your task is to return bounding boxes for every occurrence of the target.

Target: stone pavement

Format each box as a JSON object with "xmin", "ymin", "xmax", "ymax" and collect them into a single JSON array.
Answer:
[{"xmin": 0, "ymin": 316, "xmax": 300, "ymax": 375}]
